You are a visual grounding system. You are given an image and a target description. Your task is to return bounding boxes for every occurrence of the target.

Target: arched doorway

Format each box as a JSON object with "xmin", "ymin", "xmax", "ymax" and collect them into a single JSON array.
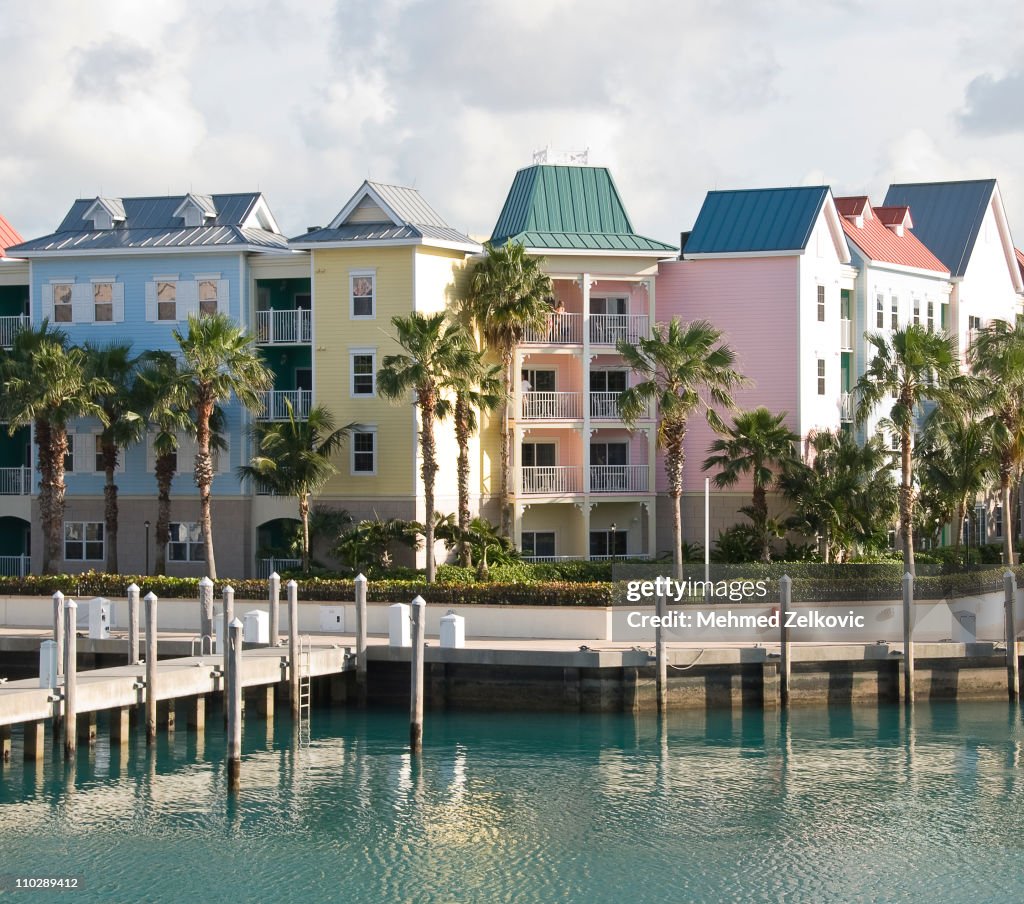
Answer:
[
  {"xmin": 0, "ymin": 516, "xmax": 31, "ymax": 576},
  {"xmin": 255, "ymin": 517, "xmax": 302, "ymax": 577}
]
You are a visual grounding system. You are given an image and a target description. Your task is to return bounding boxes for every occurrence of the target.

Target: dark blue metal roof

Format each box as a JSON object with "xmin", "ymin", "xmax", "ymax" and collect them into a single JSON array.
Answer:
[
  {"xmin": 684, "ymin": 186, "xmax": 830, "ymax": 254},
  {"xmin": 882, "ymin": 180, "xmax": 996, "ymax": 278}
]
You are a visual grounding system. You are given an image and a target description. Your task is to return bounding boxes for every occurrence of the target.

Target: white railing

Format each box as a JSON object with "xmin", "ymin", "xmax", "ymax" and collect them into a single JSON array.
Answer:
[
  {"xmin": 256, "ymin": 309, "xmax": 311, "ymax": 345},
  {"xmin": 0, "ymin": 555, "xmax": 30, "ymax": 577},
  {"xmin": 521, "ymin": 466, "xmax": 581, "ymax": 495},
  {"xmin": 589, "ymin": 553, "xmax": 652, "ymax": 562},
  {"xmin": 523, "ymin": 313, "xmax": 582, "ymax": 344},
  {"xmin": 840, "ymin": 318, "xmax": 854, "ymax": 350},
  {"xmin": 0, "ymin": 314, "xmax": 28, "ymax": 348},
  {"xmin": 0, "ymin": 467, "xmax": 31, "ymax": 495},
  {"xmin": 520, "ymin": 555, "xmax": 584, "ymax": 563},
  {"xmin": 258, "ymin": 389, "xmax": 312, "ymax": 421},
  {"xmin": 256, "ymin": 557, "xmax": 302, "ymax": 578},
  {"xmin": 589, "ymin": 465, "xmax": 649, "ymax": 493},
  {"xmin": 521, "ymin": 392, "xmax": 581, "ymax": 419},
  {"xmin": 589, "ymin": 392, "xmax": 622, "ymax": 419},
  {"xmin": 840, "ymin": 392, "xmax": 853, "ymax": 422},
  {"xmin": 589, "ymin": 314, "xmax": 647, "ymax": 346}
]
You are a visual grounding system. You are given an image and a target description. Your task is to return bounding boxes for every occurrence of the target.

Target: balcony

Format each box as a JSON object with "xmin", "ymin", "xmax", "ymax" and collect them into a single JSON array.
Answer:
[
  {"xmin": 522, "ymin": 313, "xmax": 582, "ymax": 345},
  {"xmin": 256, "ymin": 557, "xmax": 301, "ymax": 578},
  {"xmin": 589, "ymin": 314, "xmax": 647, "ymax": 346},
  {"xmin": 0, "ymin": 467, "xmax": 31, "ymax": 495},
  {"xmin": 0, "ymin": 314, "xmax": 28, "ymax": 349},
  {"xmin": 840, "ymin": 392, "xmax": 853, "ymax": 423},
  {"xmin": 521, "ymin": 392, "xmax": 581, "ymax": 420},
  {"xmin": 0, "ymin": 555, "xmax": 30, "ymax": 577},
  {"xmin": 590, "ymin": 465, "xmax": 649, "ymax": 493},
  {"xmin": 257, "ymin": 389, "xmax": 312, "ymax": 421},
  {"xmin": 840, "ymin": 318, "xmax": 854, "ymax": 351},
  {"xmin": 256, "ymin": 309, "xmax": 311, "ymax": 345},
  {"xmin": 521, "ymin": 466, "xmax": 581, "ymax": 495}
]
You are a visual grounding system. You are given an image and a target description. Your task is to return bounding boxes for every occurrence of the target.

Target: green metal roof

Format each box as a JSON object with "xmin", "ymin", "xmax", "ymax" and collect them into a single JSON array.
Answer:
[{"xmin": 489, "ymin": 165, "xmax": 677, "ymax": 254}]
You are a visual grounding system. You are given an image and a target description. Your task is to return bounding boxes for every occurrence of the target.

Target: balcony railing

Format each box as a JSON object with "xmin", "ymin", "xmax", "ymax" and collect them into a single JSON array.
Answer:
[
  {"xmin": 840, "ymin": 391, "xmax": 854, "ymax": 423},
  {"xmin": 840, "ymin": 318, "xmax": 854, "ymax": 351},
  {"xmin": 589, "ymin": 465, "xmax": 649, "ymax": 493},
  {"xmin": 256, "ymin": 309, "xmax": 311, "ymax": 345},
  {"xmin": 522, "ymin": 313, "xmax": 582, "ymax": 344},
  {"xmin": 589, "ymin": 314, "xmax": 647, "ymax": 346},
  {"xmin": 256, "ymin": 557, "xmax": 301, "ymax": 578},
  {"xmin": 520, "ymin": 554, "xmax": 584, "ymax": 563},
  {"xmin": 0, "ymin": 467, "xmax": 31, "ymax": 495},
  {"xmin": 0, "ymin": 555, "xmax": 30, "ymax": 577},
  {"xmin": 521, "ymin": 392, "xmax": 581, "ymax": 419},
  {"xmin": 0, "ymin": 314, "xmax": 28, "ymax": 349},
  {"xmin": 590, "ymin": 392, "xmax": 622, "ymax": 419},
  {"xmin": 521, "ymin": 466, "xmax": 581, "ymax": 495},
  {"xmin": 257, "ymin": 389, "xmax": 312, "ymax": 421}
]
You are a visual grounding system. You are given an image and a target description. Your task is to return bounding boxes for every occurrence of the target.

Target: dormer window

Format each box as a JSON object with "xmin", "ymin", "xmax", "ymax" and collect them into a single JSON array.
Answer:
[
  {"xmin": 175, "ymin": 194, "xmax": 217, "ymax": 229},
  {"xmin": 84, "ymin": 197, "xmax": 126, "ymax": 231}
]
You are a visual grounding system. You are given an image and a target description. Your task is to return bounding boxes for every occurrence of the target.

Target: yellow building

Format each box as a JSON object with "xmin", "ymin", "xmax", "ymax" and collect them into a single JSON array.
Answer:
[{"xmin": 289, "ymin": 181, "xmax": 481, "ymax": 567}]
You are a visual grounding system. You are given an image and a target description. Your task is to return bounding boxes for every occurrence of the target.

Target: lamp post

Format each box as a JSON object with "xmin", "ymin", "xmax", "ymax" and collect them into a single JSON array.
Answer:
[
  {"xmin": 144, "ymin": 520, "xmax": 151, "ymax": 576},
  {"xmin": 610, "ymin": 522, "xmax": 617, "ymax": 564}
]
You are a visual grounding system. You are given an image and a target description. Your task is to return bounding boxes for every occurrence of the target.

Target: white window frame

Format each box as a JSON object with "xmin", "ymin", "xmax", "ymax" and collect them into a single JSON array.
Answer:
[
  {"xmin": 92, "ymin": 278, "xmax": 115, "ymax": 323},
  {"xmin": 196, "ymin": 275, "xmax": 219, "ymax": 317},
  {"xmin": 350, "ymin": 348, "xmax": 377, "ymax": 397},
  {"xmin": 890, "ymin": 297, "xmax": 898, "ymax": 330},
  {"xmin": 351, "ymin": 427, "xmax": 377, "ymax": 476},
  {"xmin": 350, "ymin": 270, "xmax": 376, "ymax": 320},
  {"xmin": 64, "ymin": 521, "xmax": 105, "ymax": 562},
  {"xmin": 155, "ymin": 276, "xmax": 179, "ymax": 322},
  {"xmin": 816, "ymin": 285, "xmax": 825, "ymax": 322},
  {"xmin": 876, "ymin": 294, "xmax": 884, "ymax": 329},
  {"xmin": 817, "ymin": 359, "xmax": 825, "ymax": 396},
  {"xmin": 167, "ymin": 521, "xmax": 205, "ymax": 563},
  {"xmin": 52, "ymin": 281, "xmax": 74, "ymax": 324},
  {"xmin": 913, "ymin": 299, "xmax": 920, "ymax": 326},
  {"xmin": 521, "ymin": 531, "xmax": 556, "ymax": 558}
]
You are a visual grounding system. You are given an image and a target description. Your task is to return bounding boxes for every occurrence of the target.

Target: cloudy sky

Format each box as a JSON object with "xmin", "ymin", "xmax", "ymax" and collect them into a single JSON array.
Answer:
[{"xmin": 2, "ymin": 0, "xmax": 1023, "ymax": 244}]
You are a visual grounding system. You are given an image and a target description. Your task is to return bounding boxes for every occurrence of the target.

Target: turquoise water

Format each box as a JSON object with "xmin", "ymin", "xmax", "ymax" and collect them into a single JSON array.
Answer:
[{"xmin": 1, "ymin": 702, "xmax": 1023, "ymax": 903}]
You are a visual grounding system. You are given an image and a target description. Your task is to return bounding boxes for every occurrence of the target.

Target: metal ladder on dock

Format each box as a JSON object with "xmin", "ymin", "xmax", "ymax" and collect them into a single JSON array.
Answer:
[{"xmin": 298, "ymin": 636, "xmax": 312, "ymax": 747}]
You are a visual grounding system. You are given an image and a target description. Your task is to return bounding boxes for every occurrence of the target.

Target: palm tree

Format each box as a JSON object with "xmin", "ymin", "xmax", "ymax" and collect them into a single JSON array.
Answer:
[
  {"xmin": 238, "ymin": 402, "xmax": 353, "ymax": 574},
  {"xmin": 618, "ymin": 319, "xmax": 746, "ymax": 578},
  {"xmin": 855, "ymin": 325, "xmax": 960, "ymax": 574},
  {"xmin": 917, "ymin": 409, "xmax": 997, "ymax": 565},
  {"xmin": 970, "ymin": 320, "xmax": 1024, "ymax": 566},
  {"xmin": 780, "ymin": 430, "xmax": 897, "ymax": 562},
  {"xmin": 464, "ymin": 242, "xmax": 553, "ymax": 536},
  {"xmin": 377, "ymin": 312, "xmax": 464, "ymax": 582},
  {"xmin": 171, "ymin": 313, "xmax": 272, "ymax": 579},
  {"xmin": 0, "ymin": 324, "xmax": 111, "ymax": 573},
  {"xmin": 333, "ymin": 517, "xmax": 422, "ymax": 573},
  {"xmin": 83, "ymin": 342, "xmax": 145, "ymax": 574},
  {"xmin": 702, "ymin": 407, "xmax": 799, "ymax": 562}
]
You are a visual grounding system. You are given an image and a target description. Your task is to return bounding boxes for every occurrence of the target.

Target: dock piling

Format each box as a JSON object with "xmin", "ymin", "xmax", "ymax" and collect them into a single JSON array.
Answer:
[
  {"xmin": 145, "ymin": 592, "xmax": 158, "ymax": 744},
  {"xmin": 1005, "ymin": 570, "xmax": 1019, "ymax": 702},
  {"xmin": 410, "ymin": 595, "xmax": 426, "ymax": 753},
  {"xmin": 779, "ymin": 575, "xmax": 792, "ymax": 707},
  {"xmin": 199, "ymin": 576, "xmax": 214, "ymax": 654},
  {"xmin": 269, "ymin": 572, "xmax": 281, "ymax": 647},
  {"xmin": 1, "ymin": 725, "xmax": 10, "ymax": 763},
  {"xmin": 355, "ymin": 573, "xmax": 367, "ymax": 706},
  {"xmin": 63, "ymin": 599, "xmax": 78, "ymax": 759},
  {"xmin": 288, "ymin": 579, "xmax": 299, "ymax": 718},
  {"xmin": 23, "ymin": 721, "xmax": 44, "ymax": 762},
  {"xmin": 110, "ymin": 707, "xmax": 131, "ymax": 746},
  {"xmin": 655, "ymin": 587, "xmax": 667, "ymax": 715},
  {"xmin": 52, "ymin": 591, "xmax": 65, "ymax": 678},
  {"xmin": 127, "ymin": 583, "xmax": 140, "ymax": 665},
  {"xmin": 222, "ymin": 584, "xmax": 234, "ymax": 673},
  {"xmin": 902, "ymin": 572, "xmax": 915, "ymax": 706},
  {"xmin": 227, "ymin": 618, "xmax": 243, "ymax": 791}
]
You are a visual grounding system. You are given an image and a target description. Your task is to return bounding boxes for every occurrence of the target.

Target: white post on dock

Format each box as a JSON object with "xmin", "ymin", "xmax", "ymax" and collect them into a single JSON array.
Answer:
[
  {"xmin": 127, "ymin": 583, "xmax": 140, "ymax": 665},
  {"xmin": 902, "ymin": 572, "xmax": 914, "ymax": 706},
  {"xmin": 779, "ymin": 575, "xmax": 792, "ymax": 707},
  {"xmin": 1004, "ymin": 570, "xmax": 1019, "ymax": 702},
  {"xmin": 199, "ymin": 576, "xmax": 214, "ymax": 654},
  {"xmin": 410, "ymin": 595, "xmax": 426, "ymax": 753},
  {"xmin": 227, "ymin": 617, "xmax": 243, "ymax": 792},
  {"xmin": 52, "ymin": 591, "xmax": 64, "ymax": 678},
  {"xmin": 62, "ymin": 599, "xmax": 77, "ymax": 759},
  {"xmin": 287, "ymin": 579, "xmax": 299, "ymax": 718},
  {"xmin": 355, "ymin": 573, "xmax": 368, "ymax": 706},
  {"xmin": 145, "ymin": 592, "xmax": 158, "ymax": 744},
  {"xmin": 268, "ymin": 571, "xmax": 281, "ymax": 647},
  {"xmin": 222, "ymin": 585, "xmax": 235, "ymax": 676}
]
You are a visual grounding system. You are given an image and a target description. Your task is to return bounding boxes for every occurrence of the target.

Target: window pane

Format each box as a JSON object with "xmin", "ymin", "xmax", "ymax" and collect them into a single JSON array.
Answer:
[
  {"xmin": 157, "ymin": 282, "xmax": 176, "ymax": 321},
  {"xmin": 190, "ymin": 542, "xmax": 205, "ymax": 561},
  {"xmin": 169, "ymin": 543, "xmax": 187, "ymax": 562},
  {"xmin": 54, "ymin": 285, "xmax": 72, "ymax": 305},
  {"xmin": 85, "ymin": 541, "xmax": 104, "ymax": 560},
  {"xmin": 198, "ymin": 279, "xmax": 218, "ymax": 316},
  {"xmin": 353, "ymin": 297, "xmax": 373, "ymax": 317},
  {"xmin": 65, "ymin": 522, "xmax": 83, "ymax": 541},
  {"xmin": 65, "ymin": 542, "xmax": 82, "ymax": 561},
  {"xmin": 535, "ymin": 532, "xmax": 556, "ymax": 556},
  {"xmin": 86, "ymin": 523, "xmax": 104, "ymax": 542}
]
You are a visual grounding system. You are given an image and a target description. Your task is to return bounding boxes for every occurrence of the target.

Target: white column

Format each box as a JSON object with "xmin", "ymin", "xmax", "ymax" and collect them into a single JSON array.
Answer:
[
  {"xmin": 581, "ymin": 274, "xmax": 592, "ymax": 499},
  {"xmin": 645, "ymin": 276, "xmax": 656, "ymax": 337}
]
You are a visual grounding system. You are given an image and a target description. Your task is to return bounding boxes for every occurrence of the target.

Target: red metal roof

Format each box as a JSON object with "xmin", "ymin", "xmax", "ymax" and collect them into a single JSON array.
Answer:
[
  {"xmin": 835, "ymin": 196, "xmax": 948, "ymax": 273},
  {"xmin": 0, "ymin": 213, "xmax": 23, "ymax": 258},
  {"xmin": 835, "ymin": 196, "xmax": 869, "ymax": 218}
]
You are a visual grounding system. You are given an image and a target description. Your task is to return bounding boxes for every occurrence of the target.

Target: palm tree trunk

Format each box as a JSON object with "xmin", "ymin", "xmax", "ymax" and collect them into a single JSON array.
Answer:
[
  {"xmin": 498, "ymin": 345, "xmax": 514, "ymax": 538},
  {"xmin": 900, "ymin": 424, "xmax": 915, "ymax": 576},
  {"xmin": 420, "ymin": 391, "xmax": 438, "ymax": 582},
  {"xmin": 35, "ymin": 419, "xmax": 53, "ymax": 574},
  {"xmin": 753, "ymin": 483, "xmax": 770, "ymax": 562},
  {"xmin": 154, "ymin": 453, "xmax": 175, "ymax": 575},
  {"xmin": 1001, "ymin": 462, "xmax": 1015, "ymax": 566},
  {"xmin": 664, "ymin": 422, "xmax": 686, "ymax": 581},
  {"xmin": 299, "ymin": 491, "xmax": 311, "ymax": 574},
  {"xmin": 46, "ymin": 426, "xmax": 69, "ymax": 576},
  {"xmin": 102, "ymin": 443, "xmax": 119, "ymax": 574},
  {"xmin": 455, "ymin": 395, "xmax": 472, "ymax": 568},
  {"xmin": 952, "ymin": 500, "xmax": 966, "ymax": 568},
  {"xmin": 195, "ymin": 399, "xmax": 217, "ymax": 579}
]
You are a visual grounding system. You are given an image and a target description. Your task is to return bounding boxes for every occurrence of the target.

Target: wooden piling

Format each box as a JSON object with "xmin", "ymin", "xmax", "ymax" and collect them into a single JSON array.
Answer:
[
  {"xmin": 52, "ymin": 591, "xmax": 65, "ymax": 677},
  {"xmin": 655, "ymin": 588, "xmax": 667, "ymax": 715},
  {"xmin": 410, "ymin": 595, "xmax": 426, "ymax": 753},
  {"xmin": 269, "ymin": 571, "xmax": 281, "ymax": 647},
  {"xmin": 110, "ymin": 707, "xmax": 131, "ymax": 746},
  {"xmin": 355, "ymin": 572, "xmax": 368, "ymax": 706},
  {"xmin": 227, "ymin": 618, "xmax": 243, "ymax": 792},
  {"xmin": 199, "ymin": 576, "xmax": 214, "ymax": 654},
  {"xmin": 63, "ymin": 599, "xmax": 78, "ymax": 759},
  {"xmin": 779, "ymin": 575, "xmax": 792, "ymax": 707},
  {"xmin": 288, "ymin": 579, "xmax": 299, "ymax": 719},
  {"xmin": 902, "ymin": 572, "xmax": 915, "ymax": 706},
  {"xmin": 23, "ymin": 720, "xmax": 44, "ymax": 762},
  {"xmin": 187, "ymin": 695, "xmax": 207, "ymax": 731},
  {"xmin": 222, "ymin": 584, "xmax": 235, "ymax": 675},
  {"xmin": 1005, "ymin": 570, "xmax": 1019, "ymax": 702},
  {"xmin": 253, "ymin": 686, "xmax": 274, "ymax": 719},
  {"xmin": 145, "ymin": 592, "xmax": 158, "ymax": 744},
  {"xmin": 1, "ymin": 725, "xmax": 10, "ymax": 763},
  {"xmin": 157, "ymin": 700, "xmax": 176, "ymax": 733},
  {"xmin": 127, "ymin": 582, "xmax": 141, "ymax": 665},
  {"xmin": 77, "ymin": 712, "xmax": 97, "ymax": 745}
]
